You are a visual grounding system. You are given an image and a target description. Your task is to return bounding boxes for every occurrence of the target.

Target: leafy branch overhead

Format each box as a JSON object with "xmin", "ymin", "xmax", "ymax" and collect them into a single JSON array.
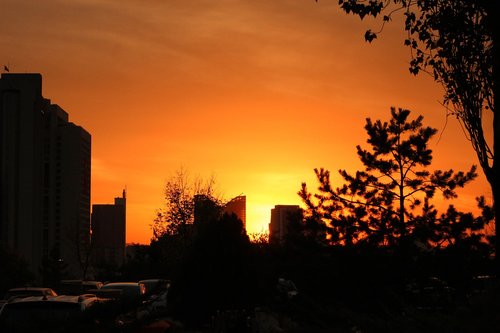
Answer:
[{"xmin": 335, "ymin": 0, "xmax": 494, "ymax": 187}]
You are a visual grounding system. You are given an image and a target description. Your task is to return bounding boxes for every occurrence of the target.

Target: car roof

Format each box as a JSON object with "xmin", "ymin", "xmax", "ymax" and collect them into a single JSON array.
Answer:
[
  {"xmin": 139, "ymin": 279, "xmax": 168, "ymax": 283},
  {"xmin": 8, "ymin": 287, "xmax": 54, "ymax": 292},
  {"xmin": 61, "ymin": 280, "xmax": 102, "ymax": 284},
  {"xmin": 102, "ymin": 282, "xmax": 139, "ymax": 287},
  {"xmin": 7, "ymin": 294, "xmax": 96, "ymax": 305}
]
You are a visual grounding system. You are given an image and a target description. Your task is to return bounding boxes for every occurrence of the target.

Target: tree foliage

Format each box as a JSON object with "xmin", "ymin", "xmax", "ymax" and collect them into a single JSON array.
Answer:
[
  {"xmin": 151, "ymin": 168, "xmax": 222, "ymax": 240},
  {"xmin": 299, "ymin": 107, "xmax": 485, "ymax": 249},
  {"xmin": 336, "ymin": 0, "xmax": 494, "ymax": 184},
  {"xmin": 170, "ymin": 212, "xmax": 256, "ymax": 324},
  {"xmin": 412, "ymin": 196, "xmax": 494, "ymax": 251}
]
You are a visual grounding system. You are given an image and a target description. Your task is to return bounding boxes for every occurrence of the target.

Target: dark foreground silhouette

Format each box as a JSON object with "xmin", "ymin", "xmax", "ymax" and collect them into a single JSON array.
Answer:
[{"xmin": 2, "ymin": 213, "xmax": 500, "ymax": 332}]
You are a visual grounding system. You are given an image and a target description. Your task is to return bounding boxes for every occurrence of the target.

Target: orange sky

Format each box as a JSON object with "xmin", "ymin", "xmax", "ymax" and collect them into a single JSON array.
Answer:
[{"xmin": 1, "ymin": 1, "xmax": 493, "ymax": 244}]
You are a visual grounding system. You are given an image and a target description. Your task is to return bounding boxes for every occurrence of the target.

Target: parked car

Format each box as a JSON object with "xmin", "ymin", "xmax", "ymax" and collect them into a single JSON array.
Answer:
[
  {"xmin": 0, "ymin": 287, "xmax": 58, "ymax": 314},
  {"xmin": 98, "ymin": 282, "xmax": 146, "ymax": 311},
  {"xmin": 58, "ymin": 280, "xmax": 103, "ymax": 296},
  {"xmin": 139, "ymin": 279, "xmax": 171, "ymax": 298},
  {"xmin": 470, "ymin": 275, "xmax": 496, "ymax": 294},
  {"xmin": 3, "ymin": 287, "xmax": 57, "ymax": 301},
  {"xmin": 0, "ymin": 294, "xmax": 103, "ymax": 332},
  {"xmin": 406, "ymin": 277, "xmax": 455, "ymax": 310},
  {"xmin": 139, "ymin": 279, "xmax": 171, "ymax": 314}
]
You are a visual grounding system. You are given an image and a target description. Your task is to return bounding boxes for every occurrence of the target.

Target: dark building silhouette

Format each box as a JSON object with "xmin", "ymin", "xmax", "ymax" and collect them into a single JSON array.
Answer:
[
  {"xmin": 193, "ymin": 194, "xmax": 247, "ymax": 231},
  {"xmin": 0, "ymin": 73, "xmax": 91, "ymax": 280},
  {"xmin": 269, "ymin": 205, "xmax": 301, "ymax": 245},
  {"xmin": 223, "ymin": 195, "xmax": 246, "ymax": 230},
  {"xmin": 194, "ymin": 194, "xmax": 221, "ymax": 225},
  {"xmin": 91, "ymin": 190, "xmax": 126, "ymax": 268}
]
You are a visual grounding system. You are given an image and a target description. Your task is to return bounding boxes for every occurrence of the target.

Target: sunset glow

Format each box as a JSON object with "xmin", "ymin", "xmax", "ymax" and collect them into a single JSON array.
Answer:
[{"xmin": 1, "ymin": 1, "xmax": 491, "ymax": 244}]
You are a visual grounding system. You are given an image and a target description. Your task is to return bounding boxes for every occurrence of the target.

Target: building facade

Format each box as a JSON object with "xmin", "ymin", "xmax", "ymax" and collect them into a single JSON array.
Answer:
[
  {"xmin": 91, "ymin": 191, "xmax": 126, "ymax": 268},
  {"xmin": 0, "ymin": 73, "xmax": 91, "ymax": 280},
  {"xmin": 223, "ymin": 195, "xmax": 246, "ymax": 230},
  {"xmin": 269, "ymin": 205, "xmax": 302, "ymax": 245}
]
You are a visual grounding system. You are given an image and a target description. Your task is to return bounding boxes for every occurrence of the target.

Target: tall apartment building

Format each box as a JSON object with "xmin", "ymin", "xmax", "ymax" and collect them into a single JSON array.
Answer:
[
  {"xmin": 269, "ymin": 205, "xmax": 302, "ymax": 245},
  {"xmin": 0, "ymin": 73, "xmax": 91, "ymax": 280},
  {"xmin": 91, "ymin": 191, "xmax": 126, "ymax": 268}
]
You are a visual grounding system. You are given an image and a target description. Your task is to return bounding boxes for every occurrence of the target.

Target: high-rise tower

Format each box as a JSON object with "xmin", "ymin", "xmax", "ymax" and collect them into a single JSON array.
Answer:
[{"xmin": 0, "ymin": 73, "xmax": 91, "ymax": 280}]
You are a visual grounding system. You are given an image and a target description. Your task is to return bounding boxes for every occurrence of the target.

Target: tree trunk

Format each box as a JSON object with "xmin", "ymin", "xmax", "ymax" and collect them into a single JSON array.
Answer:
[
  {"xmin": 485, "ymin": 0, "xmax": 499, "ymax": 270},
  {"xmin": 493, "ymin": 31, "xmax": 499, "ymax": 272}
]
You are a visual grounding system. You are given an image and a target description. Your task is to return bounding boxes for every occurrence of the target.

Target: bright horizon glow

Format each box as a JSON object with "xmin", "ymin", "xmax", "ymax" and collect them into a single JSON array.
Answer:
[{"xmin": 0, "ymin": 1, "xmax": 492, "ymax": 244}]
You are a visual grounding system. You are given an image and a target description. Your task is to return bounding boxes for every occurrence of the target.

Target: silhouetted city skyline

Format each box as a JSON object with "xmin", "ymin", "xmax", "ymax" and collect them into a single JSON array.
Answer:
[
  {"xmin": 1, "ymin": 1, "xmax": 490, "ymax": 244},
  {"xmin": 0, "ymin": 1, "xmax": 497, "ymax": 331}
]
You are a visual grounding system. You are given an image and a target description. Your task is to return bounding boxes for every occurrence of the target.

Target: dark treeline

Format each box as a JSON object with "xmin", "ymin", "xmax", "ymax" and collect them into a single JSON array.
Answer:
[
  {"xmin": 1, "ymin": 206, "xmax": 497, "ymax": 331},
  {"xmin": 118, "ymin": 206, "xmax": 499, "ymax": 332}
]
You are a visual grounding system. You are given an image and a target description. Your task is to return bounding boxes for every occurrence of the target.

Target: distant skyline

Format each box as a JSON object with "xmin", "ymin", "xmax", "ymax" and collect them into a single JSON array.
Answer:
[{"xmin": 1, "ymin": 0, "xmax": 492, "ymax": 244}]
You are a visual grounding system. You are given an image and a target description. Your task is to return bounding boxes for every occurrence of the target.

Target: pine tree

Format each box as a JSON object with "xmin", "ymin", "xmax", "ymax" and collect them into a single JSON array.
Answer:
[{"xmin": 299, "ymin": 107, "xmax": 478, "ymax": 248}]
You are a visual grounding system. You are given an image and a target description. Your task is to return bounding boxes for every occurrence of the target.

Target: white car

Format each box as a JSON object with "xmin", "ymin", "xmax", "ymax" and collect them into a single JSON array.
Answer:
[{"xmin": 0, "ymin": 294, "xmax": 101, "ymax": 332}]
